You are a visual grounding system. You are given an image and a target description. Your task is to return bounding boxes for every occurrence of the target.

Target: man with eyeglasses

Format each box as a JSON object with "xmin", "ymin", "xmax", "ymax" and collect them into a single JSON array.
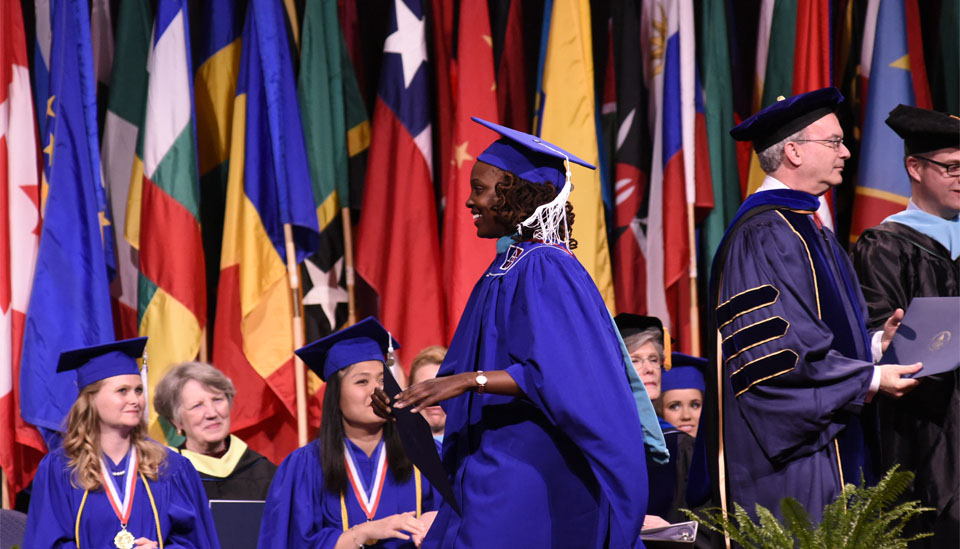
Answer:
[
  {"xmin": 852, "ymin": 104, "xmax": 959, "ymax": 547},
  {"xmin": 697, "ymin": 88, "xmax": 922, "ymax": 531}
]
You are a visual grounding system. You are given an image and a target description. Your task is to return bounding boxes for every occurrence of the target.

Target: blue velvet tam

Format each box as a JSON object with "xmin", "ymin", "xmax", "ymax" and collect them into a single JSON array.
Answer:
[
  {"xmin": 662, "ymin": 353, "xmax": 707, "ymax": 393},
  {"xmin": 56, "ymin": 337, "xmax": 148, "ymax": 390},
  {"xmin": 730, "ymin": 87, "xmax": 844, "ymax": 152},
  {"xmin": 472, "ymin": 117, "xmax": 596, "ymax": 193},
  {"xmin": 295, "ymin": 317, "xmax": 401, "ymax": 382}
]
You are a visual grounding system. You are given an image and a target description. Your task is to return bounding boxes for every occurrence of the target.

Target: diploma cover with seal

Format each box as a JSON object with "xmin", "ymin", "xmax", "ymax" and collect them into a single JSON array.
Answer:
[
  {"xmin": 640, "ymin": 520, "xmax": 699, "ymax": 547},
  {"xmin": 879, "ymin": 297, "xmax": 960, "ymax": 378}
]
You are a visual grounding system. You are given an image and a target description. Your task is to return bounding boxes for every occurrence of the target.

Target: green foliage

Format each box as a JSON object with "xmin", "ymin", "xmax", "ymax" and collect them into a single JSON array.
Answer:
[{"xmin": 683, "ymin": 467, "xmax": 934, "ymax": 549}]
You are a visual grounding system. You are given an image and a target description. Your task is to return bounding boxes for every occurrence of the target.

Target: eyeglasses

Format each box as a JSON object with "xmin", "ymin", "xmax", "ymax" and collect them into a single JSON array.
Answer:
[
  {"xmin": 913, "ymin": 155, "xmax": 960, "ymax": 177},
  {"xmin": 632, "ymin": 356, "xmax": 662, "ymax": 367},
  {"xmin": 795, "ymin": 138, "xmax": 845, "ymax": 151}
]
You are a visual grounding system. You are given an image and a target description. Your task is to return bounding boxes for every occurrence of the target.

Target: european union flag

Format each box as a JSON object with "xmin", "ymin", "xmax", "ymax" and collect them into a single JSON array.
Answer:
[{"xmin": 20, "ymin": 0, "xmax": 115, "ymax": 441}]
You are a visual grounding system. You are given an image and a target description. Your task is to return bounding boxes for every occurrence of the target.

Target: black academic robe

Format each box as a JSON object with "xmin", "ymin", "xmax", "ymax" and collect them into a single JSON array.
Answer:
[
  {"xmin": 177, "ymin": 436, "xmax": 277, "ymax": 501},
  {"xmin": 705, "ymin": 189, "xmax": 875, "ymax": 526},
  {"xmin": 646, "ymin": 419, "xmax": 695, "ymax": 523},
  {"xmin": 853, "ymin": 221, "xmax": 960, "ymax": 547}
]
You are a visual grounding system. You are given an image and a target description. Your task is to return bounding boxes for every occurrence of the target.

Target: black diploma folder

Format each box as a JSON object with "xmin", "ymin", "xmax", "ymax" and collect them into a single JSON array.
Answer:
[
  {"xmin": 879, "ymin": 296, "xmax": 960, "ymax": 378},
  {"xmin": 209, "ymin": 500, "xmax": 265, "ymax": 549}
]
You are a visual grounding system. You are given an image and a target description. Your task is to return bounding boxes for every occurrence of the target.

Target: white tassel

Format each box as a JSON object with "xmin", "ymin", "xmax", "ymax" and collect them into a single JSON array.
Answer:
[
  {"xmin": 517, "ymin": 156, "xmax": 573, "ymax": 249},
  {"xmin": 141, "ymin": 351, "xmax": 150, "ymax": 422},
  {"xmin": 385, "ymin": 332, "xmax": 395, "ymax": 367}
]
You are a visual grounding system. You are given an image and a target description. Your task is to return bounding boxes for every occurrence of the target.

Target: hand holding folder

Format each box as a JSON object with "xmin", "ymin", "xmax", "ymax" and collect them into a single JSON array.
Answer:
[{"xmin": 879, "ymin": 297, "xmax": 960, "ymax": 379}]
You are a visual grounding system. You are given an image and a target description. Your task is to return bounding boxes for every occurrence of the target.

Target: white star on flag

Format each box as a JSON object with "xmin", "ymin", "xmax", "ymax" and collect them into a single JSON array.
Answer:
[
  {"xmin": 303, "ymin": 256, "xmax": 349, "ymax": 330},
  {"xmin": 383, "ymin": 0, "xmax": 427, "ymax": 89}
]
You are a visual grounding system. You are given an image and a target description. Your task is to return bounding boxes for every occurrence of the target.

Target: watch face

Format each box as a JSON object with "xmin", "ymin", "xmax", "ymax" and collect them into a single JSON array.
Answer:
[{"xmin": 477, "ymin": 374, "xmax": 487, "ymax": 384}]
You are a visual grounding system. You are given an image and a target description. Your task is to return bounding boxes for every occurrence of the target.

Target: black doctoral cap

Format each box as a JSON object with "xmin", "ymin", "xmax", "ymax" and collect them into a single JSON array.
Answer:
[{"xmin": 885, "ymin": 104, "xmax": 960, "ymax": 155}]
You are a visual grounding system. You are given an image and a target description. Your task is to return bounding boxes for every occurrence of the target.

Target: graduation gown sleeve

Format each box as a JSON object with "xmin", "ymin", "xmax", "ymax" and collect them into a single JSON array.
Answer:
[
  {"xmin": 258, "ymin": 444, "xmax": 342, "ymax": 549},
  {"xmin": 852, "ymin": 225, "xmax": 914, "ymax": 329},
  {"xmin": 717, "ymin": 213, "xmax": 874, "ymax": 464},
  {"xmin": 23, "ymin": 450, "xmax": 81, "ymax": 548}
]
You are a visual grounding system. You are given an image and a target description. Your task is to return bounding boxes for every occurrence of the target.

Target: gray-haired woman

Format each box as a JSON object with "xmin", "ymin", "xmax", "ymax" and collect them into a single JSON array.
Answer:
[{"xmin": 154, "ymin": 362, "xmax": 276, "ymax": 500}]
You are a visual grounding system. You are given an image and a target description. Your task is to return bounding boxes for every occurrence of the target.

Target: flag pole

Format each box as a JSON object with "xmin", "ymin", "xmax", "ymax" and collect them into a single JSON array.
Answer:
[
  {"xmin": 715, "ymin": 333, "xmax": 731, "ymax": 549},
  {"xmin": 687, "ymin": 201, "xmax": 701, "ymax": 355},
  {"xmin": 283, "ymin": 223, "xmax": 309, "ymax": 447},
  {"xmin": 199, "ymin": 327, "xmax": 208, "ymax": 363},
  {"xmin": 341, "ymin": 207, "xmax": 358, "ymax": 325},
  {"xmin": 2, "ymin": 470, "xmax": 9, "ymax": 509}
]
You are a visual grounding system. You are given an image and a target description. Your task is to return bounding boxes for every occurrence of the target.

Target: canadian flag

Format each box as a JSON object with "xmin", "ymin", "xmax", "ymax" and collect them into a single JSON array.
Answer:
[{"xmin": 1, "ymin": 0, "xmax": 45, "ymax": 498}]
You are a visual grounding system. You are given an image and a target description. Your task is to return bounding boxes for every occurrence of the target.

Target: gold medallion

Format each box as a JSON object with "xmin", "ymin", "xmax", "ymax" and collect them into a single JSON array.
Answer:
[{"xmin": 114, "ymin": 527, "xmax": 135, "ymax": 549}]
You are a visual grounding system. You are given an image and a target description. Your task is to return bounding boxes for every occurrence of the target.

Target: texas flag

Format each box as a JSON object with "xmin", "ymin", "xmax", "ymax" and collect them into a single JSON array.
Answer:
[{"xmin": 356, "ymin": 0, "xmax": 445, "ymax": 365}]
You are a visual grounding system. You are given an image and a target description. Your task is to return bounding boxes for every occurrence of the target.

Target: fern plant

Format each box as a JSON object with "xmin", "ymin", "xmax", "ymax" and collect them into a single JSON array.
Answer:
[{"xmin": 684, "ymin": 467, "xmax": 933, "ymax": 549}]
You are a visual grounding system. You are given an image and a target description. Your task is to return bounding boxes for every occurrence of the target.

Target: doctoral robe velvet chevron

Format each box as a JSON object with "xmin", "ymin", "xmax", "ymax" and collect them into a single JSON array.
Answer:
[{"xmin": 706, "ymin": 189, "xmax": 876, "ymax": 522}]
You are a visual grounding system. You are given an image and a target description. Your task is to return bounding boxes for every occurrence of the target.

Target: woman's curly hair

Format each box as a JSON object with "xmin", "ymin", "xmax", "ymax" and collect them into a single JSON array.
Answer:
[{"xmin": 489, "ymin": 169, "xmax": 577, "ymax": 249}]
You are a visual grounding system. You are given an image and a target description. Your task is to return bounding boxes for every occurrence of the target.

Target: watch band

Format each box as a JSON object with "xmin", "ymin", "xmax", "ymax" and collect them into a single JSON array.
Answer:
[{"xmin": 476, "ymin": 370, "xmax": 487, "ymax": 394}]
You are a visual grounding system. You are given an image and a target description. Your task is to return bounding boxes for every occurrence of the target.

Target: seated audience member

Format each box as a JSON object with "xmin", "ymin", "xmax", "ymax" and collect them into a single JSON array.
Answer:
[
  {"xmin": 154, "ymin": 362, "xmax": 277, "ymax": 500},
  {"xmin": 614, "ymin": 314, "xmax": 688, "ymax": 528},
  {"xmin": 258, "ymin": 317, "xmax": 438, "ymax": 548},
  {"xmin": 614, "ymin": 313, "xmax": 671, "ymax": 402},
  {"xmin": 407, "ymin": 346, "xmax": 447, "ymax": 442},
  {"xmin": 658, "ymin": 353, "xmax": 707, "ymax": 438},
  {"xmin": 24, "ymin": 338, "xmax": 220, "ymax": 548}
]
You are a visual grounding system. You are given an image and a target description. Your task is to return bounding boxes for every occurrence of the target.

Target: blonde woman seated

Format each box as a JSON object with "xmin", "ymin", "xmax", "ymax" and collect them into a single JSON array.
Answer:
[
  {"xmin": 154, "ymin": 362, "xmax": 276, "ymax": 501},
  {"xmin": 24, "ymin": 337, "xmax": 220, "ymax": 549}
]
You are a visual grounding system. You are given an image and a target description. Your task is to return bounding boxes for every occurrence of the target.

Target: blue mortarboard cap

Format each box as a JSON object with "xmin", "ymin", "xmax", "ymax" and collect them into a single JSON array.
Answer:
[
  {"xmin": 730, "ymin": 87, "xmax": 844, "ymax": 152},
  {"xmin": 662, "ymin": 353, "xmax": 707, "ymax": 393},
  {"xmin": 56, "ymin": 337, "xmax": 148, "ymax": 390},
  {"xmin": 295, "ymin": 317, "xmax": 401, "ymax": 382},
  {"xmin": 472, "ymin": 117, "xmax": 596, "ymax": 193}
]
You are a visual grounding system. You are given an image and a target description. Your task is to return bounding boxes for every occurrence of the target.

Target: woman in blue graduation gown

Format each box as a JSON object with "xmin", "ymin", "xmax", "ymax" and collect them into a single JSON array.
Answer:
[
  {"xmin": 23, "ymin": 337, "xmax": 220, "ymax": 549},
  {"xmin": 382, "ymin": 119, "xmax": 663, "ymax": 548},
  {"xmin": 257, "ymin": 318, "xmax": 438, "ymax": 549}
]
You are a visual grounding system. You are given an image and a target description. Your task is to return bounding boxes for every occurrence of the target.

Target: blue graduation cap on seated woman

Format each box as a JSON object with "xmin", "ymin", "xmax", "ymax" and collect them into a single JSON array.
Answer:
[
  {"xmin": 662, "ymin": 353, "xmax": 708, "ymax": 394},
  {"xmin": 56, "ymin": 337, "xmax": 148, "ymax": 389},
  {"xmin": 294, "ymin": 316, "xmax": 399, "ymax": 381},
  {"xmin": 471, "ymin": 117, "xmax": 595, "ymax": 249}
]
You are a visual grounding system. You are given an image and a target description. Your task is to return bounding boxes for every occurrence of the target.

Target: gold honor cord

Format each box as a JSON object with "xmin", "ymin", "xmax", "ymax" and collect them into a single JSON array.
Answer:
[{"xmin": 75, "ymin": 473, "xmax": 163, "ymax": 548}]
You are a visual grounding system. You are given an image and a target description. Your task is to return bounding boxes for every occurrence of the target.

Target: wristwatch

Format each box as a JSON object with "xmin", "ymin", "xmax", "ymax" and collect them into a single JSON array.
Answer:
[{"xmin": 475, "ymin": 371, "xmax": 488, "ymax": 394}]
